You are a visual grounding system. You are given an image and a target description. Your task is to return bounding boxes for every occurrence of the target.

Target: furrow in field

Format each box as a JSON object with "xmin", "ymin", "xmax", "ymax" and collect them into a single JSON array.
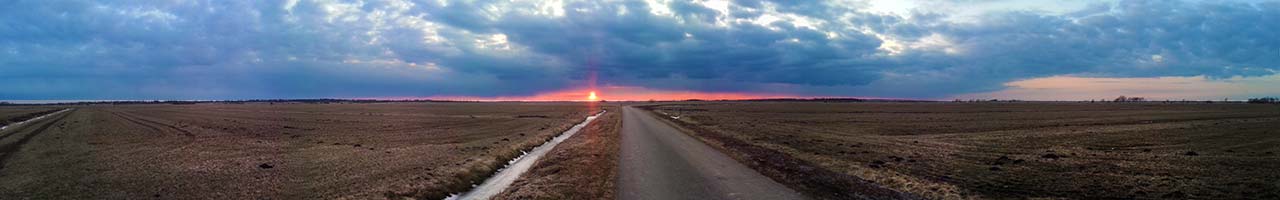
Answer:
[{"xmin": 110, "ymin": 110, "xmax": 195, "ymax": 137}]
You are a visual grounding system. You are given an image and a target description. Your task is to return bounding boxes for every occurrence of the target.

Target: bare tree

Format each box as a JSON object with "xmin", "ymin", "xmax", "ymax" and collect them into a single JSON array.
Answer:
[
  {"xmin": 1114, "ymin": 96, "xmax": 1145, "ymax": 102},
  {"xmin": 1248, "ymin": 97, "xmax": 1279, "ymax": 104}
]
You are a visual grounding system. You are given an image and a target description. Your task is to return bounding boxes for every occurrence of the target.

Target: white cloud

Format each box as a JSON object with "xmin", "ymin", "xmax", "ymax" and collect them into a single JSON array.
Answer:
[
  {"xmin": 475, "ymin": 33, "xmax": 512, "ymax": 51},
  {"xmin": 644, "ymin": 0, "xmax": 675, "ymax": 17},
  {"xmin": 283, "ymin": 0, "xmax": 300, "ymax": 13}
]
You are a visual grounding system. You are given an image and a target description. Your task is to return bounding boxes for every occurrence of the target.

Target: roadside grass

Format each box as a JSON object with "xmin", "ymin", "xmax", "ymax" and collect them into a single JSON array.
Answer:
[
  {"xmin": 638, "ymin": 105, "xmax": 917, "ymax": 200},
  {"xmin": 390, "ymin": 117, "xmax": 584, "ymax": 200}
]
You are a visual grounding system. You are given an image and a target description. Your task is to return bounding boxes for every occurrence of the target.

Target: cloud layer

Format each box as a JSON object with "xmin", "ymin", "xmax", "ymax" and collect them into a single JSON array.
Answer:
[{"xmin": 2, "ymin": 0, "xmax": 1278, "ymax": 100}]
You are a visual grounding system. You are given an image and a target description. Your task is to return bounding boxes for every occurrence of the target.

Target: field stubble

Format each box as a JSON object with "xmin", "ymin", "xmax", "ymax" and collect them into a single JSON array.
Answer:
[
  {"xmin": 0, "ymin": 102, "xmax": 602, "ymax": 199},
  {"xmin": 645, "ymin": 102, "xmax": 1280, "ymax": 199},
  {"xmin": 493, "ymin": 107, "xmax": 622, "ymax": 199}
]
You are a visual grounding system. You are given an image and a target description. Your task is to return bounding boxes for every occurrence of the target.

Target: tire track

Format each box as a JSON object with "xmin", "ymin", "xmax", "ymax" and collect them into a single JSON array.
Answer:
[
  {"xmin": 107, "ymin": 110, "xmax": 201, "ymax": 162},
  {"xmin": 0, "ymin": 109, "xmax": 72, "ymax": 170},
  {"xmin": 110, "ymin": 110, "xmax": 195, "ymax": 137},
  {"xmin": 109, "ymin": 111, "xmax": 167, "ymax": 136},
  {"xmin": 103, "ymin": 111, "xmax": 202, "ymax": 167}
]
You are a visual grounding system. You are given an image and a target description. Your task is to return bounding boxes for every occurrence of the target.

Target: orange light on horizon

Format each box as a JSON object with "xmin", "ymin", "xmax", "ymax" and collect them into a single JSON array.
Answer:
[{"xmin": 421, "ymin": 85, "xmax": 805, "ymax": 101}]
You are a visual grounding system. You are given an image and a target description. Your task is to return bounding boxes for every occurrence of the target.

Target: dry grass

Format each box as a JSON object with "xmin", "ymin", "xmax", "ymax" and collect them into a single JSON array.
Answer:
[
  {"xmin": 493, "ymin": 106, "xmax": 622, "ymax": 200},
  {"xmin": 0, "ymin": 102, "xmax": 601, "ymax": 199},
  {"xmin": 645, "ymin": 102, "xmax": 1280, "ymax": 199}
]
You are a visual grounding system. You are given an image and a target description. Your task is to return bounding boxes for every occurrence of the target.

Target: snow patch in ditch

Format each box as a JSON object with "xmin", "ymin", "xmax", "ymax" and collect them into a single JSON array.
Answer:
[
  {"xmin": 0, "ymin": 109, "xmax": 71, "ymax": 131},
  {"xmin": 444, "ymin": 110, "xmax": 606, "ymax": 200}
]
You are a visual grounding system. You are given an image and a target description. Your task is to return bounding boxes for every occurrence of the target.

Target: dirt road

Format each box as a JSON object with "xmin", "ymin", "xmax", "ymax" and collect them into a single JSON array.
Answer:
[{"xmin": 618, "ymin": 106, "xmax": 805, "ymax": 200}]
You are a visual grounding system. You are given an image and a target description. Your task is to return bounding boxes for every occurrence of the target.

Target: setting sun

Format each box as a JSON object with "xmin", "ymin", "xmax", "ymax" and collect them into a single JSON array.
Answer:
[{"xmin": 588, "ymin": 91, "xmax": 598, "ymax": 100}]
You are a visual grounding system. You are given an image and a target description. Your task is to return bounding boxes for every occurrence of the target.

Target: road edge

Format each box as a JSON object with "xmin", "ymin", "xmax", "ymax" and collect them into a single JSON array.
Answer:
[{"xmin": 632, "ymin": 105, "xmax": 920, "ymax": 200}]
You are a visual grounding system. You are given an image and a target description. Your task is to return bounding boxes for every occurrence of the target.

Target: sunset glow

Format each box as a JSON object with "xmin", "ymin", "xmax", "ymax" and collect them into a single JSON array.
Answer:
[
  {"xmin": 424, "ymin": 86, "xmax": 793, "ymax": 102},
  {"xmin": 953, "ymin": 74, "xmax": 1280, "ymax": 101},
  {"xmin": 4, "ymin": 1, "xmax": 1279, "ymax": 199}
]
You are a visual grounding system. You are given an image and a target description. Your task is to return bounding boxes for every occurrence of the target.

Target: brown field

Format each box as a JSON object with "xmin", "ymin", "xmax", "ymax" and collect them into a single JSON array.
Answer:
[
  {"xmin": 642, "ymin": 102, "xmax": 1280, "ymax": 199},
  {"xmin": 0, "ymin": 102, "xmax": 601, "ymax": 199},
  {"xmin": 494, "ymin": 107, "xmax": 623, "ymax": 200}
]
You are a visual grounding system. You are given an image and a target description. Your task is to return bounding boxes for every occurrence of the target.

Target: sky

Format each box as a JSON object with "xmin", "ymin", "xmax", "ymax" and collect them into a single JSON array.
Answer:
[{"xmin": 1, "ymin": 0, "xmax": 1278, "ymax": 101}]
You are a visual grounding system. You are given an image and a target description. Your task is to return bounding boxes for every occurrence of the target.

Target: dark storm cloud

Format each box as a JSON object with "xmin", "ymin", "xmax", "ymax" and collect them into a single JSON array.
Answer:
[{"xmin": 1, "ymin": 0, "xmax": 1278, "ymax": 99}]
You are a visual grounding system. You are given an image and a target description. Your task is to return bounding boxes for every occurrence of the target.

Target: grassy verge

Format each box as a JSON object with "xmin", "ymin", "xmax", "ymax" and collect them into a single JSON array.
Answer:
[
  {"xmin": 390, "ymin": 113, "xmax": 596, "ymax": 200},
  {"xmin": 493, "ymin": 107, "xmax": 622, "ymax": 200}
]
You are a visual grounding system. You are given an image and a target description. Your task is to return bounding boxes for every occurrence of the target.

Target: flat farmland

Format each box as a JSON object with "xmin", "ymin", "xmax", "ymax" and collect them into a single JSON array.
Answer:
[
  {"xmin": 644, "ymin": 102, "xmax": 1280, "ymax": 199},
  {"xmin": 0, "ymin": 102, "xmax": 602, "ymax": 199}
]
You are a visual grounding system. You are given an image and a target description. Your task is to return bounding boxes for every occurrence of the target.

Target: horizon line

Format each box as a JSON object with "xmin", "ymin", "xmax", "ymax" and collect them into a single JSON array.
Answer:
[{"xmin": 4, "ymin": 97, "xmax": 1271, "ymax": 105}]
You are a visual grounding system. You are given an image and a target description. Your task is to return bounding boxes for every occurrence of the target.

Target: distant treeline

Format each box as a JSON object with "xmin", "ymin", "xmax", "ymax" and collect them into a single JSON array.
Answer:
[
  {"xmin": 669, "ymin": 98, "xmax": 935, "ymax": 103},
  {"xmin": 738, "ymin": 98, "xmax": 875, "ymax": 102},
  {"xmin": 950, "ymin": 96, "xmax": 1280, "ymax": 104},
  {"xmin": 1248, "ymin": 97, "xmax": 1278, "ymax": 104}
]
